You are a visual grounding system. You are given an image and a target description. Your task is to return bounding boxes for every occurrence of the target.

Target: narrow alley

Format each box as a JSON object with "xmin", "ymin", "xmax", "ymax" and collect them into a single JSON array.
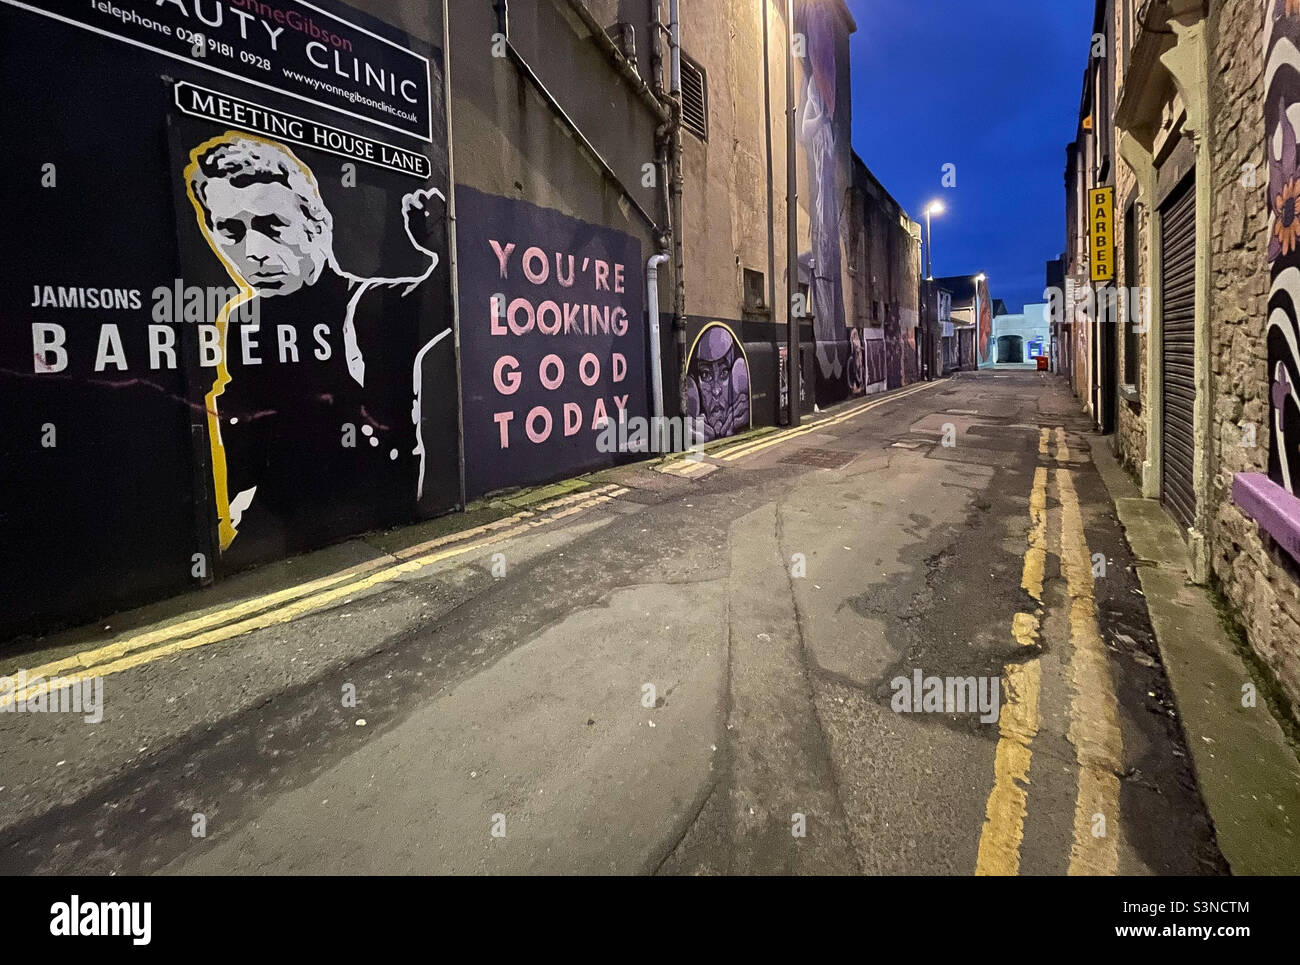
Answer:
[{"xmin": 0, "ymin": 373, "xmax": 1238, "ymax": 875}]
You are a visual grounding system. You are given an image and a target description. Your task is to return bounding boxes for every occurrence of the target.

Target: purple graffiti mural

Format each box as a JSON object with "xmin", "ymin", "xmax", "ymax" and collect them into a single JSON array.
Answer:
[
  {"xmin": 684, "ymin": 323, "xmax": 750, "ymax": 443},
  {"xmin": 1236, "ymin": 1, "xmax": 1300, "ymax": 564},
  {"xmin": 796, "ymin": 0, "xmax": 849, "ymax": 395},
  {"xmin": 1266, "ymin": 0, "xmax": 1300, "ymax": 496}
]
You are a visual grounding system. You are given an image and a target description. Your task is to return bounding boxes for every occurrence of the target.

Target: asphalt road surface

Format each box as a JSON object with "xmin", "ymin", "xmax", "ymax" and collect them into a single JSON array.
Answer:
[{"xmin": 0, "ymin": 371, "xmax": 1227, "ymax": 875}]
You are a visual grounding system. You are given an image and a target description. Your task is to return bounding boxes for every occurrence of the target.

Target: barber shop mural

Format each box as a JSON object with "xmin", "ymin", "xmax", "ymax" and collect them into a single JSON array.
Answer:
[
  {"xmin": 0, "ymin": 0, "xmax": 457, "ymax": 632},
  {"xmin": 1266, "ymin": 0, "xmax": 1300, "ymax": 497},
  {"xmin": 177, "ymin": 128, "xmax": 458, "ymax": 568},
  {"xmin": 683, "ymin": 322, "xmax": 751, "ymax": 443}
]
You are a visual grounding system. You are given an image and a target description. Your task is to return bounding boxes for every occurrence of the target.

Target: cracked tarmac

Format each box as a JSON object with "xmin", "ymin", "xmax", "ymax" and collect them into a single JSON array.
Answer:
[{"xmin": 0, "ymin": 371, "xmax": 1227, "ymax": 875}]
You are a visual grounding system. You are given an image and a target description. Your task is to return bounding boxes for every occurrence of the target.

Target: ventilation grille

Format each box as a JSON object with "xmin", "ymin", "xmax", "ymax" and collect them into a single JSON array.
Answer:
[{"xmin": 680, "ymin": 55, "xmax": 708, "ymax": 141}]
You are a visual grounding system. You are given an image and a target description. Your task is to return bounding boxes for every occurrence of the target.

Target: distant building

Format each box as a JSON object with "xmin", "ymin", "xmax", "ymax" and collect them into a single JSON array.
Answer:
[
  {"xmin": 991, "ymin": 304, "xmax": 1051, "ymax": 365},
  {"xmin": 932, "ymin": 274, "xmax": 993, "ymax": 371}
]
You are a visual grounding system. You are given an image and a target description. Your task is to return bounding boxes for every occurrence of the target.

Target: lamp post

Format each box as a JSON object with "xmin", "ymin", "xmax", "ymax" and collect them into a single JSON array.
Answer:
[
  {"xmin": 974, "ymin": 271, "xmax": 986, "ymax": 366},
  {"xmin": 924, "ymin": 200, "xmax": 945, "ymax": 280},
  {"xmin": 785, "ymin": 0, "xmax": 800, "ymax": 428}
]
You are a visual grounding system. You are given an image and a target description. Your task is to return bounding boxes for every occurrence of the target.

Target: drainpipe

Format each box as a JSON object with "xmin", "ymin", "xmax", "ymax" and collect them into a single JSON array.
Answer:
[
  {"xmin": 561, "ymin": 0, "xmax": 668, "ymax": 124},
  {"xmin": 784, "ymin": 0, "xmax": 800, "ymax": 426},
  {"xmin": 646, "ymin": 254, "xmax": 670, "ymax": 420},
  {"xmin": 443, "ymin": 0, "xmax": 466, "ymax": 507},
  {"xmin": 669, "ymin": 0, "xmax": 687, "ymax": 373},
  {"xmin": 762, "ymin": 0, "xmax": 778, "ymax": 421}
]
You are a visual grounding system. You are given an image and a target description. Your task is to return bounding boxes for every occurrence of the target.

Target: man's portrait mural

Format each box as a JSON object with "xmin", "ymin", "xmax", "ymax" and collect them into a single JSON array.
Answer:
[
  {"xmin": 185, "ymin": 133, "xmax": 453, "ymax": 559},
  {"xmin": 683, "ymin": 322, "xmax": 751, "ymax": 444},
  {"xmin": 0, "ymin": 0, "xmax": 458, "ymax": 632},
  {"xmin": 1266, "ymin": 0, "xmax": 1300, "ymax": 496}
]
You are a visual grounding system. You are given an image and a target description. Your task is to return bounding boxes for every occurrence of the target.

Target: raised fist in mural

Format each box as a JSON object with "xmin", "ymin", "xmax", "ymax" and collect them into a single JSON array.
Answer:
[{"xmin": 402, "ymin": 187, "xmax": 447, "ymax": 261}]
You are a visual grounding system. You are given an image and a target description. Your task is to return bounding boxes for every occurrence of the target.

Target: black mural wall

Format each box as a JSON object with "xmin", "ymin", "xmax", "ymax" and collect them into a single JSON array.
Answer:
[
  {"xmin": 0, "ymin": 0, "xmax": 458, "ymax": 636},
  {"xmin": 456, "ymin": 187, "xmax": 649, "ymax": 498}
]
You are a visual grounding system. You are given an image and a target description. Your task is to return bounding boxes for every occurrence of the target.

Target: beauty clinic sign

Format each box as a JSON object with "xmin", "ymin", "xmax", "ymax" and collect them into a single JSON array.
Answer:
[{"xmin": 456, "ymin": 187, "xmax": 648, "ymax": 497}]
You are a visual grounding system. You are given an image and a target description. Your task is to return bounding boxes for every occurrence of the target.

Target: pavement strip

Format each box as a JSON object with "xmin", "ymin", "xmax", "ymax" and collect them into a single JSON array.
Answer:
[{"xmin": 0, "ymin": 485, "xmax": 629, "ymax": 707}]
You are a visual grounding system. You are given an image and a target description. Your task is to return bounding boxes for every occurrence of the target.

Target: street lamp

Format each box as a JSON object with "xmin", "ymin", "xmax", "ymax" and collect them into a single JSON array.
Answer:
[
  {"xmin": 924, "ymin": 201, "xmax": 945, "ymax": 280},
  {"xmin": 973, "ymin": 272, "xmax": 986, "ymax": 365}
]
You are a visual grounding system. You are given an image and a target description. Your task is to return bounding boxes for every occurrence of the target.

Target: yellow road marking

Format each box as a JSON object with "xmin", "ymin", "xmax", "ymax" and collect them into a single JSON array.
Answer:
[
  {"xmin": 657, "ymin": 458, "xmax": 710, "ymax": 477},
  {"xmin": 975, "ymin": 463, "xmax": 1050, "ymax": 876},
  {"xmin": 11, "ymin": 484, "xmax": 620, "ymax": 686},
  {"xmin": 717, "ymin": 381, "xmax": 939, "ymax": 462},
  {"xmin": 1022, "ymin": 466, "xmax": 1048, "ymax": 602},
  {"xmin": 714, "ymin": 382, "xmax": 934, "ymax": 460},
  {"xmin": 1056, "ymin": 469, "xmax": 1123, "ymax": 876},
  {"xmin": 1055, "ymin": 427, "xmax": 1072, "ymax": 462},
  {"xmin": 1038, "ymin": 427, "xmax": 1050, "ymax": 457},
  {"xmin": 1, "ymin": 487, "xmax": 625, "ymax": 705}
]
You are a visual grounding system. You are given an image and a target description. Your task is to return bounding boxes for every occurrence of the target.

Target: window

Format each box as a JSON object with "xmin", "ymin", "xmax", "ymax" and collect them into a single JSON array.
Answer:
[
  {"xmin": 743, "ymin": 268, "xmax": 767, "ymax": 311},
  {"xmin": 680, "ymin": 53, "xmax": 708, "ymax": 141},
  {"xmin": 1123, "ymin": 202, "xmax": 1139, "ymax": 389}
]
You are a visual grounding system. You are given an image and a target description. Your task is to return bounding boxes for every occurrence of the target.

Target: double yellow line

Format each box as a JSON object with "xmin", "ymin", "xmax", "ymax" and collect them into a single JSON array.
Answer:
[
  {"xmin": 710, "ymin": 381, "xmax": 940, "ymax": 462},
  {"xmin": 0, "ymin": 485, "xmax": 627, "ymax": 709},
  {"xmin": 657, "ymin": 457, "xmax": 713, "ymax": 478},
  {"xmin": 975, "ymin": 425, "xmax": 1123, "ymax": 875},
  {"xmin": 976, "ymin": 465, "xmax": 1047, "ymax": 876}
]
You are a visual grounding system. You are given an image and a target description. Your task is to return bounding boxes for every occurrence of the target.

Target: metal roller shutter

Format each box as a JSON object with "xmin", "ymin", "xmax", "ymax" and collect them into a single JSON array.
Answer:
[{"xmin": 1160, "ymin": 174, "xmax": 1197, "ymax": 532}]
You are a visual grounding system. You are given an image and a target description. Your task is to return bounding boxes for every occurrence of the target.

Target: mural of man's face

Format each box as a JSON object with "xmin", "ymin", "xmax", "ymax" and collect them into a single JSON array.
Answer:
[
  {"xmin": 698, "ymin": 356, "xmax": 734, "ymax": 431},
  {"xmin": 204, "ymin": 179, "xmax": 329, "ymax": 296}
]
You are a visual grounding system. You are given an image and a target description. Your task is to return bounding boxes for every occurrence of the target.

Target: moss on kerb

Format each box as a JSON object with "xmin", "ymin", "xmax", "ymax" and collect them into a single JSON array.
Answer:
[{"xmin": 1209, "ymin": 575, "xmax": 1300, "ymax": 763}]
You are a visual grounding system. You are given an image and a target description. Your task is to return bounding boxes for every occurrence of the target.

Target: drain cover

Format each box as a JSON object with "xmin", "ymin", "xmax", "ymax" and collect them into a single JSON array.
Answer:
[{"xmin": 781, "ymin": 447, "xmax": 856, "ymax": 469}]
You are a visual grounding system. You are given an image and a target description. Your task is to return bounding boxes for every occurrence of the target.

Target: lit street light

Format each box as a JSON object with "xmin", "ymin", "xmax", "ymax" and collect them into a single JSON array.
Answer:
[{"xmin": 924, "ymin": 200, "xmax": 945, "ymax": 280}]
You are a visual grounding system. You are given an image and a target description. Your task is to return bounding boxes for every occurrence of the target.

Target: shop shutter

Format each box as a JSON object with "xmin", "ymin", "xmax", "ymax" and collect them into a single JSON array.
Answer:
[{"xmin": 1159, "ymin": 174, "xmax": 1196, "ymax": 532}]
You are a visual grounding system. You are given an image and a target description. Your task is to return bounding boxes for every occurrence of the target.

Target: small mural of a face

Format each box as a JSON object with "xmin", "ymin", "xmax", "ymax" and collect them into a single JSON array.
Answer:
[
  {"xmin": 684, "ymin": 323, "xmax": 751, "ymax": 443},
  {"xmin": 190, "ymin": 135, "xmax": 333, "ymax": 298}
]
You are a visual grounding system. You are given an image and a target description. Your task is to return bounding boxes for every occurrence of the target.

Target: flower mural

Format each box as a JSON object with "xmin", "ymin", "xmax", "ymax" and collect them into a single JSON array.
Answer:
[{"xmin": 1265, "ymin": 0, "xmax": 1300, "ymax": 494}]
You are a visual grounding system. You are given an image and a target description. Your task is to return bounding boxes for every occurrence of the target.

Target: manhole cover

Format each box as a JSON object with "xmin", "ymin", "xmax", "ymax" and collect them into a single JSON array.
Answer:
[{"xmin": 781, "ymin": 447, "xmax": 855, "ymax": 469}]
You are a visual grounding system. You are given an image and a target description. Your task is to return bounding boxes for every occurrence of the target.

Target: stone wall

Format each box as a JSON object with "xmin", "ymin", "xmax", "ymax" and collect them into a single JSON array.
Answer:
[{"xmin": 1209, "ymin": 0, "xmax": 1300, "ymax": 710}]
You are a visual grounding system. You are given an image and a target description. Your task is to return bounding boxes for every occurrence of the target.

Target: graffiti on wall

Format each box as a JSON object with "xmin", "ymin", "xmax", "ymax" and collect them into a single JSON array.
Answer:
[
  {"xmin": 796, "ymin": 0, "xmax": 851, "ymax": 403},
  {"xmin": 683, "ymin": 322, "xmax": 750, "ymax": 443},
  {"xmin": 1266, "ymin": 0, "xmax": 1300, "ymax": 496},
  {"xmin": 978, "ymin": 280, "xmax": 994, "ymax": 365},
  {"xmin": 180, "ymin": 132, "xmax": 454, "ymax": 559},
  {"xmin": 1, "ymin": 0, "xmax": 456, "ymax": 631},
  {"xmin": 456, "ymin": 188, "xmax": 648, "ymax": 497}
]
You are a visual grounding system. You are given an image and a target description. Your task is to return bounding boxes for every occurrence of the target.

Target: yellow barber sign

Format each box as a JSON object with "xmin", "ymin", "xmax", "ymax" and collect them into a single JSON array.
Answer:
[{"xmin": 1089, "ymin": 186, "xmax": 1115, "ymax": 283}]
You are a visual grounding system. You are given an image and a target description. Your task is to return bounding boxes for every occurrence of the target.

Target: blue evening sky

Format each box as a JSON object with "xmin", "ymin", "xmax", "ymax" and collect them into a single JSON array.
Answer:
[{"xmin": 847, "ymin": 0, "xmax": 1094, "ymax": 313}]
